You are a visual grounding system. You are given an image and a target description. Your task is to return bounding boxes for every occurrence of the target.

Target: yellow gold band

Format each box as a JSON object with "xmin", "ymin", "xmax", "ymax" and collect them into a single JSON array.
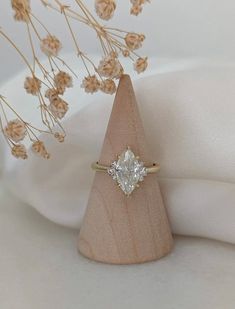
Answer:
[{"xmin": 91, "ymin": 162, "xmax": 160, "ymax": 173}]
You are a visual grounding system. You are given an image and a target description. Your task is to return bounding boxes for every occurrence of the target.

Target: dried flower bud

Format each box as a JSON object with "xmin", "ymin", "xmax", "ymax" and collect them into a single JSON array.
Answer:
[
  {"xmin": 130, "ymin": 4, "xmax": 142, "ymax": 16},
  {"xmin": 134, "ymin": 57, "xmax": 148, "ymax": 73},
  {"xmin": 95, "ymin": 0, "xmax": 116, "ymax": 20},
  {"xmin": 11, "ymin": 144, "xmax": 28, "ymax": 160},
  {"xmin": 125, "ymin": 33, "xmax": 145, "ymax": 50},
  {"xmin": 98, "ymin": 55, "xmax": 123, "ymax": 79},
  {"xmin": 4, "ymin": 119, "xmax": 27, "ymax": 143},
  {"xmin": 109, "ymin": 50, "xmax": 118, "ymax": 58},
  {"xmin": 100, "ymin": 79, "xmax": 116, "ymax": 94},
  {"xmin": 40, "ymin": 35, "xmax": 62, "ymax": 57},
  {"xmin": 49, "ymin": 97, "xmax": 69, "ymax": 119},
  {"xmin": 54, "ymin": 71, "xmax": 73, "ymax": 95},
  {"xmin": 130, "ymin": 0, "xmax": 148, "ymax": 15},
  {"xmin": 11, "ymin": 0, "xmax": 31, "ymax": 22},
  {"xmin": 24, "ymin": 76, "xmax": 41, "ymax": 95},
  {"xmin": 81, "ymin": 75, "xmax": 100, "ymax": 94},
  {"xmin": 45, "ymin": 88, "xmax": 59, "ymax": 102},
  {"xmin": 122, "ymin": 49, "xmax": 130, "ymax": 57},
  {"xmin": 32, "ymin": 141, "xmax": 50, "ymax": 159},
  {"xmin": 54, "ymin": 132, "xmax": 65, "ymax": 143}
]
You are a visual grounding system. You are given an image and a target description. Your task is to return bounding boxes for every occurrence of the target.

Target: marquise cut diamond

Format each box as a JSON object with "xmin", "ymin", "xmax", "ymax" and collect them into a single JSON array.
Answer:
[{"xmin": 108, "ymin": 148, "xmax": 147, "ymax": 196}]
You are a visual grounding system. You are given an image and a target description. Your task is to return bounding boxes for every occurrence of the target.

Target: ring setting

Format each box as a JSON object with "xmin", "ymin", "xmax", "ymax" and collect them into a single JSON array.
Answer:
[{"xmin": 92, "ymin": 147, "xmax": 160, "ymax": 196}]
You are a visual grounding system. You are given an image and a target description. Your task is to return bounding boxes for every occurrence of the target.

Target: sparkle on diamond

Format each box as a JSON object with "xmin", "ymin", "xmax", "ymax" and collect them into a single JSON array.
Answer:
[{"xmin": 108, "ymin": 148, "xmax": 147, "ymax": 195}]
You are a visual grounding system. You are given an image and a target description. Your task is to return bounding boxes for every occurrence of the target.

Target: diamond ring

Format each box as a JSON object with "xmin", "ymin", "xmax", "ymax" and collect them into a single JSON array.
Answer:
[{"xmin": 91, "ymin": 147, "xmax": 160, "ymax": 196}]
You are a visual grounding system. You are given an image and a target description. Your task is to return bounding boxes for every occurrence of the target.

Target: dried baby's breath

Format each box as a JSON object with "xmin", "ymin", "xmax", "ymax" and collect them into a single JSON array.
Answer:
[
  {"xmin": 100, "ymin": 79, "xmax": 116, "ymax": 94},
  {"xmin": 11, "ymin": 144, "xmax": 28, "ymax": 160},
  {"xmin": 54, "ymin": 132, "xmax": 65, "ymax": 143},
  {"xmin": 130, "ymin": 0, "xmax": 149, "ymax": 16},
  {"xmin": 122, "ymin": 49, "xmax": 130, "ymax": 57},
  {"xmin": 125, "ymin": 33, "xmax": 145, "ymax": 50},
  {"xmin": 134, "ymin": 57, "xmax": 148, "ymax": 73},
  {"xmin": 98, "ymin": 54, "xmax": 123, "ymax": 79},
  {"xmin": 32, "ymin": 141, "xmax": 50, "ymax": 159},
  {"xmin": 130, "ymin": 5, "xmax": 142, "ymax": 16},
  {"xmin": 1, "ymin": 0, "xmax": 150, "ymax": 160},
  {"xmin": 40, "ymin": 35, "xmax": 62, "ymax": 57},
  {"xmin": 24, "ymin": 76, "xmax": 41, "ymax": 95},
  {"xmin": 95, "ymin": 0, "xmax": 116, "ymax": 20},
  {"xmin": 4, "ymin": 119, "xmax": 27, "ymax": 143},
  {"xmin": 49, "ymin": 97, "xmax": 69, "ymax": 119},
  {"xmin": 81, "ymin": 75, "xmax": 100, "ymax": 94},
  {"xmin": 11, "ymin": 0, "xmax": 31, "ymax": 22},
  {"xmin": 45, "ymin": 88, "xmax": 59, "ymax": 101},
  {"xmin": 54, "ymin": 71, "xmax": 73, "ymax": 95}
]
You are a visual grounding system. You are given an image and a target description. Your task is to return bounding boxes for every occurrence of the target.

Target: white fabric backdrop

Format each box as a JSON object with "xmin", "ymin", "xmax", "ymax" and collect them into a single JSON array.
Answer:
[{"xmin": 3, "ymin": 59, "xmax": 235, "ymax": 245}]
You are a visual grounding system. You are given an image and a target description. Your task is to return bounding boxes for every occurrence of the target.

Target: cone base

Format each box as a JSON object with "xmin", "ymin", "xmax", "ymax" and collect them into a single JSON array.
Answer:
[{"xmin": 78, "ymin": 238, "xmax": 173, "ymax": 265}]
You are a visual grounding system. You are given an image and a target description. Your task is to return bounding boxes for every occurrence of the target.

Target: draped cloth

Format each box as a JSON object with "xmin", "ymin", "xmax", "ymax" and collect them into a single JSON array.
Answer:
[{"xmin": 3, "ymin": 62, "xmax": 235, "ymax": 244}]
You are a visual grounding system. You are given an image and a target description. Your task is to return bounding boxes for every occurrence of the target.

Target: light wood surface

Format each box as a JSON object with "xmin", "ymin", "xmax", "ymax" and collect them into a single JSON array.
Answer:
[{"xmin": 78, "ymin": 75, "xmax": 173, "ymax": 264}]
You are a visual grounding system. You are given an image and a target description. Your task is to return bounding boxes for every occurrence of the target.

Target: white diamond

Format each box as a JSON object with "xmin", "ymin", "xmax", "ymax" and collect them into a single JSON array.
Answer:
[{"xmin": 108, "ymin": 148, "xmax": 147, "ymax": 196}]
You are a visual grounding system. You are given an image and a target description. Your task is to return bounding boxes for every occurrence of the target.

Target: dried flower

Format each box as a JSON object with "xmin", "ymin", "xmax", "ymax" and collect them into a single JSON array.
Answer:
[
  {"xmin": 134, "ymin": 57, "xmax": 148, "ymax": 73},
  {"xmin": 11, "ymin": 144, "xmax": 28, "ymax": 160},
  {"xmin": 130, "ymin": 0, "xmax": 149, "ymax": 15},
  {"xmin": 4, "ymin": 119, "xmax": 27, "ymax": 143},
  {"xmin": 24, "ymin": 76, "xmax": 41, "ymax": 95},
  {"xmin": 54, "ymin": 132, "xmax": 65, "ymax": 143},
  {"xmin": 109, "ymin": 50, "xmax": 118, "ymax": 58},
  {"xmin": 40, "ymin": 35, "xmax": 62, "ymax": 57},
  {"xmin": 81, "ymin": 75, "xmax": 100, "ymax": 94},
  {"xmin": 32, "ymin": 141, "xmax": 50, "ymax": 159},
  {"xmin": 2, "ymin": 0, "xmax": 150, "ymax": 161},
  {"xmin": 11, "ymin": 0, "xmax": 31, "ymax": 22},
  {"xmin": 100, "ymin": 79, "xmax": 116, "ymax": 94},
  {"xmin": 130, "ymin": 4, "xmax": 142, "ymax": 16},
  {"xmin": 98, "ymin": 54, "xmax": 123, "ymax": 79},
  {"xmin": 54, "ymin": 71, "xmax": 73, "ymax": 94},
  {"xmin": 122, "ymin": 49, "xmax": 130, "ymax": 57},
  {"xmin": 125, "ymin": 33, "xmax": 145, "ymax": 50},
  {"xmin": 95, "ymin": 0, "xmax": 116, "ymax": 20},
  {"xmin": 45, "ymin": 88, "xmax": 59, "ymax": 102},
  {"xmin": 49, "ymin": 97, "xmax": 69, "ymax": 119}
]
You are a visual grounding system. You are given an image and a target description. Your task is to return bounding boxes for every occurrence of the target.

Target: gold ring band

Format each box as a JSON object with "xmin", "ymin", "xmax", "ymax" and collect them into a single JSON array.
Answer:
[{"xmin": 91, "ymin": 162, "xmax": 160, "ymax": 173}]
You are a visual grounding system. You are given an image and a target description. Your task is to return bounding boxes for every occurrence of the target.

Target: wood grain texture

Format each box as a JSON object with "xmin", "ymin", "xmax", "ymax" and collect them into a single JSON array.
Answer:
[{"xmin": 78, "ymin": 75, "xmax": 173, "ymax": 264}]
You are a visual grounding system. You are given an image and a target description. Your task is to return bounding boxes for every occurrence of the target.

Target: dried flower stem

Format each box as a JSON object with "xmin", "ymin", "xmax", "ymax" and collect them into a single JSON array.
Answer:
[
  {"xmin": 0, "ymin": 30, "xmax": 34, "ymax": 75},
  {"xmin": 1, "ymin": 0, "xmax": 149, "ymax": 159}
]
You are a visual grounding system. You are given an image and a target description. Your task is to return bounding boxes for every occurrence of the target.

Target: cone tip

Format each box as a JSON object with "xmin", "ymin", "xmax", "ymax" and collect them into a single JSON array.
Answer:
[
  {"xmin": 120, "ymin": 74, "xmax": 131, "ymax": 81},
  {"xmin": 116, "ymin": 74, "xmax": 133, "ymax": 92}
]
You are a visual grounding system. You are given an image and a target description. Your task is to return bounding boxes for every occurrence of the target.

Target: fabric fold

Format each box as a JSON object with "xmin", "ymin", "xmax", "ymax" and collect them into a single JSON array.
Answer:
[{"xmin": 2, "ymin": 62, "xmax": 235, "ymax": 244}]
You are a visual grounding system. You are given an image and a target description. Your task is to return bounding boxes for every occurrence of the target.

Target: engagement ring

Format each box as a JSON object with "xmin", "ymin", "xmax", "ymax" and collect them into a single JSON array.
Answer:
[{"xmin": 92, "ymin": 146, "xmax": 160, "ymax": 196}]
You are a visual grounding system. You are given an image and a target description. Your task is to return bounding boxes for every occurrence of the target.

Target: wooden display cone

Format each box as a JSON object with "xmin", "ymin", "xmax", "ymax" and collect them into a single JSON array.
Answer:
[{"xmin": 78, "ymin": 75, "xmax": 173, "ymax": 264}]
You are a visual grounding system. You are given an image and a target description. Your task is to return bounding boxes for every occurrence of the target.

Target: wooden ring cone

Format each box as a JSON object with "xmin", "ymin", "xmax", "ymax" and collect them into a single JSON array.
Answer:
[{"xmin": 78, "ymin": 74, "xmax": 173, "ymax": 264}]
